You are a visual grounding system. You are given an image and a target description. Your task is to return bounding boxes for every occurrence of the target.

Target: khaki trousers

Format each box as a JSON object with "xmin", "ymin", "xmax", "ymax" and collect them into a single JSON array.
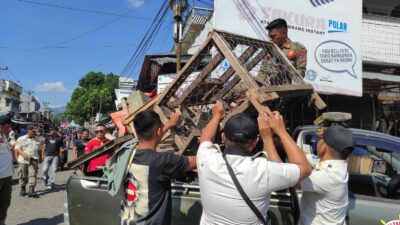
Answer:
[{"xmin": 18, "ymin": 159, "xmax": 39, "ymax": 187}]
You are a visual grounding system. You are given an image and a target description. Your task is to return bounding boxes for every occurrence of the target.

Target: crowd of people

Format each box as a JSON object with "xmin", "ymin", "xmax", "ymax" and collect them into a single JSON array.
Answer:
[
  {"xmin": 0, "ymin": 113, "xmax": 119, "ymax": 225},
  {"xmin": 0, "ymin": 18, "xmax": 356, "ymax": 225},
  {"xmin": 115, "ymin": 101, "xmax": 355, "ymax": 225}
]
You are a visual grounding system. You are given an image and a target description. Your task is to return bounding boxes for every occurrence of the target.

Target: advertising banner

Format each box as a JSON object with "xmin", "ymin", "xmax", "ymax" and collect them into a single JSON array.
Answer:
[{"xmin": 214, "ymin": 0, "xmax": 362, "ymax": 96}]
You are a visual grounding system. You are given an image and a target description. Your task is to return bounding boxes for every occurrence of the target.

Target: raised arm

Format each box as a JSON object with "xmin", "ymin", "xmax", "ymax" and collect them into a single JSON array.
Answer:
[
  {"xmin": 199, "ymin": 101, "xmax": 225, "ymax": 144},
  {"xmin": 267, "ymin": 111, "xmax": 311, "ymax": 180},
  {"xmin": 162, "ymin": 111, "xmax": 181, "ymax": 136},
  {"xmin": 258, "ymin": 112, "xmax": 282, "ymax": 162}
]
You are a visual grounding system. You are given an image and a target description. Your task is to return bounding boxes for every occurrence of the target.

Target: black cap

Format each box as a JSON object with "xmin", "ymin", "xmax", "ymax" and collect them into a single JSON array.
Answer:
[
  {"xmin": 0, "ymin": 114, "xmax": 11, "ymax": 125},
  {"xmin": 224, "ymin": 113, "xmax": 258, "ymax": 143},
  {"xmin": 323, "ymin": 125, "xmax": 355, "ymax": 154}
]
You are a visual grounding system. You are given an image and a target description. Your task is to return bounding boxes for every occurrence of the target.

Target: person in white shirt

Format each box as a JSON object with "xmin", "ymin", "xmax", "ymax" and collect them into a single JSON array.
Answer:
[
  {"xmin": 197, "ymin": 101, "xmax": 311, "ymax": 225},
  {"xmin": 297, "ymin": 125, "xmax": 355, "ymax": 225},
  {"xmin": 0, "ymin": 115, "xmax": 16, "ymax": 225}
]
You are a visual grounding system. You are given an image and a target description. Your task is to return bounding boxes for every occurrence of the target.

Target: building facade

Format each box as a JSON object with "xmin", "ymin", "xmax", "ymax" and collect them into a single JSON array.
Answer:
[
  {"xmin": 0, "ymin": 80, "xmax": 22, "ymax": 116},
  {"xmin": 19, "ymin": 93, "xmax": 41, "ymax": 121}
]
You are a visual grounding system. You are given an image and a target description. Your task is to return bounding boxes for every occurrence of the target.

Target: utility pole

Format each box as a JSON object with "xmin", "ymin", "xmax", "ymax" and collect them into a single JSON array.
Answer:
[{"xmin": 170, "ymin": 0, "xmax": 188, "ymax": 73}]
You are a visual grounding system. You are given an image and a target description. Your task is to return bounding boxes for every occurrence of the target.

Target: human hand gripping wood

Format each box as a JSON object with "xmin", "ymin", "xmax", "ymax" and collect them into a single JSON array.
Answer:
[{"xmin": 258, "ymin": 112, "xmax": 282, "ymax": 162}]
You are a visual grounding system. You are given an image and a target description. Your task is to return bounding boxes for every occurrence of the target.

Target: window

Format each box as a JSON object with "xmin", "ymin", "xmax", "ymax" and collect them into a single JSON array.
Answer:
[{"xmin": 347, "ymin": 144, "xmax": 396, "ymax": 198}]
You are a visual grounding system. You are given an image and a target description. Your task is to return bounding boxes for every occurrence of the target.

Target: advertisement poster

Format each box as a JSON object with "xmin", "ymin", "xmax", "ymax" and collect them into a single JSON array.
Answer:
[{"xmin": 214, "ymin": 0, "xmax": 362, "ymax": 96}]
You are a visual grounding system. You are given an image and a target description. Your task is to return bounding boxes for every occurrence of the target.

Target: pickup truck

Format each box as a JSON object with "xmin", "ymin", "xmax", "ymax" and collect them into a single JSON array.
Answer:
[{"xmin": 64, "ymin": 126, "xmax": 400, "ymax": 225}]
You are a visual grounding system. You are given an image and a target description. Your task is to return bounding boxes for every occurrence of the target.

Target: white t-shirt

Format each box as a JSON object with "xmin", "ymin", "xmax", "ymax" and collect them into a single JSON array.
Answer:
[
  {"xmin": 197, "ymin": 141, "xmax": 300, "ymax": 225},
  {"xmin": 0, "ymin": 134, "xmax": 13, "ymax": 178},
  {"xmin": 299, "ymin": 160, "xmax": 349, "ymax": 225}
]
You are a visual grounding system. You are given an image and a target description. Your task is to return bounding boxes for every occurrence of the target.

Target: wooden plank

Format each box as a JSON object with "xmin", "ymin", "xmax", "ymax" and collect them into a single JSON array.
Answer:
[
  {"xmin": 123, "ymin": 94, "xmax": 161, "ymax": 126},
  {"xmin": 205, "ymin": 78, "xmax": 223, "ymax": 85},
  {"xmin": 246, "ymin": 89, "xmax": 272, "ymax": 114},
  {"xmin": 257, "ymin": 92, "xmax": 280, "ymax": 104},
  {"xmin": 212, "ymin": 32, "xmax": 259, "ymax": 90},
  {"xmin": 121, "ymin": 98, "xmax": 136, "ymax": 137},
  {"xmin": 214, "ymin": 29, "xmax": 274, "ymax": 48},
  {"xmin": 312, "ymin": 92, "xmax": 327, "ymax": 110},
  {"xmin": 67, "ymin": 134, "xmax": 134, "ymax": 169},
  {"xmin": 201, "ymin": 84, "xmax": 221, "ymax": 101},
  {"xmin": 177, "ymin": 129, "xmax": 201, "ymax": 155},
  {"xmin": 152, "ymin": 105, "xmax": 174, "ymax": 143},
  {"xmin": 157, "ymin": 35, "xmax": 214, "ymax": 105},
  {"xmin": 220, "ymin": 46, "xmax": 257, "ymax": 82},
  {"xmin": 169, "ymin": 53, "xmax": 225, "ymax": 108},
  {"xmin": 260, "ymin": 84, "xmax": 314, "ymax": 93},
  {"xmin": 214, "ymin": 49, "xmax": 268, "ymax": 100}
]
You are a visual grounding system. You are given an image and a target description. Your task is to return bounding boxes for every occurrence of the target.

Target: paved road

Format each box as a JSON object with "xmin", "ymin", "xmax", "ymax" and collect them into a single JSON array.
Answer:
[{"xmin": 6, "ymin": 151, "xmax": 74, "ymax": 225}]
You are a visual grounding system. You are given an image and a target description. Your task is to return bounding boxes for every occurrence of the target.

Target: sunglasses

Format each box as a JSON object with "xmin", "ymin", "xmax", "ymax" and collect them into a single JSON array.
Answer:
[{"xmin": 95, "ymin": 130, "xmax": 105, "ymax": 134}]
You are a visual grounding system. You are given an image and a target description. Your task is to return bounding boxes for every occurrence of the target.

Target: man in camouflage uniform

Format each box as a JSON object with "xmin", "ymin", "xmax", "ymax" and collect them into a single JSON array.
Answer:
[
  {"xmin": 258, "ymin": 18, "xmax": 307, "ymax": 83},
  {"xmin": 15, "ymin": 126, "xmax": 43, "ymax": 198}
]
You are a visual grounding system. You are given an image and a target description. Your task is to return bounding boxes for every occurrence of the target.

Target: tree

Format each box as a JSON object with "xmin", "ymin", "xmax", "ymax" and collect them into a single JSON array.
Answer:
[{"xmin": 65, "ymin": 72, "xmax": 119, "ymax": 125}]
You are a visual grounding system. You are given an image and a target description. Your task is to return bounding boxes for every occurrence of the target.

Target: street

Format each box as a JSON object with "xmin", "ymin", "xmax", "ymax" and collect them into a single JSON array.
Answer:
[{"xmin": 6, "ymin": 151, "xmax": 74, "ymax": 225}]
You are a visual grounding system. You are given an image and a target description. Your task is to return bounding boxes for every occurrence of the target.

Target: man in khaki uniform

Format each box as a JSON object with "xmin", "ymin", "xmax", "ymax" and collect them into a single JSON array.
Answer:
[
  {"xmin": 258, "ymin": 18, "xmax": 307, "ymax": 82},
  {"xmin": 15, "ymin": 125, "xmax": 43, "ymax": 197}
]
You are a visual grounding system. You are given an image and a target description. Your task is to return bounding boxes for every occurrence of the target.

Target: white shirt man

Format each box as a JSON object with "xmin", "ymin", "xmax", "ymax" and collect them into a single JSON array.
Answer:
[
  {"xmin": 298, "ymin": 125, "xmax": 355, "ymax": 225},
  {"xmin": 197, "ymin": 141, "xmax": 300, "ymax": 224},
  {"xmin": 197, "ymin": 101, "xmax": 312, "ymax": 225}
]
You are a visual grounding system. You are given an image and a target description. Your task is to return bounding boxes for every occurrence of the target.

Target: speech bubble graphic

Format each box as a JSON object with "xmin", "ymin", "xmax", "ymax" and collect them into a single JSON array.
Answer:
[{"xmin": 314, "ymin": 40, "xmax": 357, "ymax": 78}]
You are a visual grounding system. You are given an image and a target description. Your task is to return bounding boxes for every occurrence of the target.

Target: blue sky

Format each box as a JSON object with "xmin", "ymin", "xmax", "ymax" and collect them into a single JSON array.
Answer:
[{"xmin": 0, "ymin": 0, "xmax": 212, "ymax": 107}]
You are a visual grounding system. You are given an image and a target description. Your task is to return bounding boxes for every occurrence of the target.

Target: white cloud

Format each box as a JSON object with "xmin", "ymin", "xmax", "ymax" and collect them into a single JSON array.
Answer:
[
  {"xmin": 129, "ymin": 0, "xmax": 145, "ymax": 8},
  {"xmin": 36, "ymin": 81, "xmax": 69, "ymax": 92}
]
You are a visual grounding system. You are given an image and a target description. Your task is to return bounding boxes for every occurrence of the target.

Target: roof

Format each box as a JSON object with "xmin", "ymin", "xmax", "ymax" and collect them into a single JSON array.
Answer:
[
  {"xmin": 363, "ymin": 71, "xmax": 400, "ymax": 83},
  {"xmin": 136, "ymin": 53, "xmax": 193, "ymax": 92}
]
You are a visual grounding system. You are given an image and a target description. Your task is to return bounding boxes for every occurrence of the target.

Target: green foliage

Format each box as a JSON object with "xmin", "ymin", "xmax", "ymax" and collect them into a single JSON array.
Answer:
[
  {"xmin": 51, "ymin": 113, "xmax": 67, "ymax": 126},
  {"xmin": 65, "ymin": 72, "xmax": 119, "ymax": 125}
]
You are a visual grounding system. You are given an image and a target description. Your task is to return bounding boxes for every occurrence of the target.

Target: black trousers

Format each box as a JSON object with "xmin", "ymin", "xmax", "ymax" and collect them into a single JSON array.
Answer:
[{"xmin": 0, "ymin": 176, "xmax": 12, "ymax": 224}]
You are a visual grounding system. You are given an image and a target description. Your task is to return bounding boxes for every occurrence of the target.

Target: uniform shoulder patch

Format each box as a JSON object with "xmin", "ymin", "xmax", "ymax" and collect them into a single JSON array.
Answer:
[{"xmin": 297, "ymin": 50, "xmax": 307, "ymax": 63}]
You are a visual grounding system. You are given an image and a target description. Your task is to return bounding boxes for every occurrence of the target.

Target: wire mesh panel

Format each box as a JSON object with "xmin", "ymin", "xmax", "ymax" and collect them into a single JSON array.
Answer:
[{"xmin": 156, "ymin": 31, "xmax": 320, "ymax": 154}]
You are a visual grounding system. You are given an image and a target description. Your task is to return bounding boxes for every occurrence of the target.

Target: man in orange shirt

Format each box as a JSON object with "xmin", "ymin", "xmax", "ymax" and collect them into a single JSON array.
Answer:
[{"xmin": 84, "ymin": 124, "xmax": 112, "ymax": 176}]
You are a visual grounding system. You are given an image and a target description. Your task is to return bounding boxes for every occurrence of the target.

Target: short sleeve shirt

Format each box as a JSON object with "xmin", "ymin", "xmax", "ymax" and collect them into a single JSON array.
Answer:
[
  {"xmin": 44, "ymin": 136, "xmax": 63, "ymax": 156},
  {"xmin": 15, "ymin": 135, "xmax": 42, "ymax": 163},
  {"xmin": 84, "ymin": 138, "xmax": 111, "ymax": 172},
  {"xmin": 121, "ymin": 149, "xmax": 189, "ymax": 225},
  {"xmin": 197, "ymin": 141, "xmax": 300, "ymax": 225},
  {"xmin": 299, "ymin": 160, "xmax": 349, "ymax": 225},
  {"xmin": 74, "ymin": 138, "xmax": 89, "ymax": 157}
]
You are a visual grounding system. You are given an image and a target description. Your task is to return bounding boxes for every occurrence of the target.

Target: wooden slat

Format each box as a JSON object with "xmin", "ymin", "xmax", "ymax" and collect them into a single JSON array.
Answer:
[
  {"xmin": 260, "ymin": 84, "xmax": 314, "ymax": 93},
  {"xmin": 214, "ymin": 49, "xmax": 268, "ymax": 100},
  {"xmin": 121, "ymin": 98, "xmax": 136, "ymax": 137},
  {"xmin": 168, "ymin": 53, "xmax": 225, "ymax": 108},
  {"xmin": 152, "ymin": 105, "xmax": 174, "ymax": 143},
  {"xmin": 123, "ymin": 94, "xmax": 161, "ymax": 126},
  {"xmin": 67, "ymin": 134, "xmax": 134, "ymax": 169},
  {"xmin": 220, "ymin": 46, "xmax": 257, "ymax": 82},
  {"xmin": 212, "ymin": 32, "xmax": 259, "ymax": 90},
  {"xmin": 312, "ymin": 92, "xmax": 327, "ymax": 110},
  {"xmin": 201, "ymin": 84, "xmax": 221, "ymax": 101},
  {"xmin": 156, "ymin": 35, "xmax": 214, "ymax": 105},
  {"xmin": 247, "ymin": 89, "xmax": 272, "ymax": 114},
  {"xmin": 257, "ymin": 92, "xmax": 280, "ymax": 104},
  {"xmin": 177, "ymin": 129, "xmax": 201, "ymax": 155}
]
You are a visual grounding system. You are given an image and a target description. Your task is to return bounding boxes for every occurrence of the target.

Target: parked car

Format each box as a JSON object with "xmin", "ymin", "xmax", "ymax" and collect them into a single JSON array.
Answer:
[
  {"xmin": 293, "ymin": 126, "xmax": 400, "ymax": 224},
  {"xmin": 64, "ymin": 126, "xmax": 400, "ymax": 225}
]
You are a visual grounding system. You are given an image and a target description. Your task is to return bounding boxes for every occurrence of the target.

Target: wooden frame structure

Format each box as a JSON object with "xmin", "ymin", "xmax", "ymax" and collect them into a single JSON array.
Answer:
[{"xmin": 124, "ymin": 30, "xmax": 326, "ymax": 154}]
